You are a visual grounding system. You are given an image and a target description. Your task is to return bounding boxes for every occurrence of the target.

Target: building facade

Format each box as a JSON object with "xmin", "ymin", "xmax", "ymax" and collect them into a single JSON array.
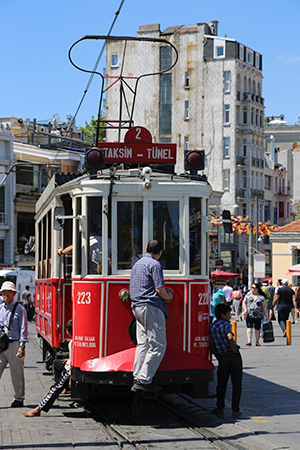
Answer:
[
  {"xmin": 0, "ymin": 133, "xmax": 16, "ymax": 265},
  {"xmin": 105, "ymin": 22, "xmax": 265, "ymax": 273}
]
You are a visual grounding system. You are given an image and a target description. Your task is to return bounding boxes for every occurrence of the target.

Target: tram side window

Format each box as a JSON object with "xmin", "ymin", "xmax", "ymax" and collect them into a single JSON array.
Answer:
[
  {"xmin": 117, "ymin": 202, "xmax": 143, "ymax": 270},
  {"xmin": 46, "ymin": 209, "xmax": 52, "ymax": 278},
  {"xmin": 38, "ymin": 221, "xmax": 42, "ymax": 278},
  {"xmin": 152, "ymin": 201, "xmax": 179, "ymax": 270},
  {"xmin": 88, "ymin": 197, "xmax": 103, "ymax": 275},
  {"xmin": 189, "ymin": 198, "xmax": 202, "ymax": 275},
  {"xmin": 75, "ymin": 197, "xmax": 82, "ymax": 276},
  {"xmin": 62, "ymin": 195, "xmax": 73, "ymax": 279}
]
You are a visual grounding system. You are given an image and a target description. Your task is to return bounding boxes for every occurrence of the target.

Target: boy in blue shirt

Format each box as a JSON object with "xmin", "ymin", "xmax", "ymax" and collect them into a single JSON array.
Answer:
[{"xmin": 209, "ymin": 303, "xmax": 243, "ymax": 416}]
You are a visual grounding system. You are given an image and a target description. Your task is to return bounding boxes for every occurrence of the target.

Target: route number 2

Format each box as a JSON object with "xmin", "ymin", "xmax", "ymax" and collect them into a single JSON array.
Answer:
[
  {"xmin": 135, "ymin": 127, "xmax": 141, "ymax": 140},
  {"xmin": 77, "ymin": 292, "xmax": 91, "ymax": 304}
]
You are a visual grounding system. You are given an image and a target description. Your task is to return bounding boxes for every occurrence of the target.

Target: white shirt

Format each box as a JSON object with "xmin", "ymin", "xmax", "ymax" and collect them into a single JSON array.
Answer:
[{"xmin": 223, "ymin": 285, "xmax": 233, "ymax": 303}]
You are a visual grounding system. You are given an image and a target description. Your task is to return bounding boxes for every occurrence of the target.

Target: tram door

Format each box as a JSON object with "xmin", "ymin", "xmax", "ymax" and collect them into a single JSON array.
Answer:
[{"xmin": 58, "ymin": 194, "xmax": 73, "ymax": 342}]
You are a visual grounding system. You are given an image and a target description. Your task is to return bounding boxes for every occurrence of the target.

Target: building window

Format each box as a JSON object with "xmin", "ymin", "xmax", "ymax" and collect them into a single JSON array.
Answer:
[
  {"xmin": 260, "ymin": 173, "xmax": 263, "ymax": 190},
  {"xmin": 265, "ymin": 175, "xmax": 271, "ymax": 190},
  {"xmin": 246, "ymin": 49, "xmax": 253, "ymax": 65},
  {"xmin": 185, "ymin": 71, "xmax": 190, "ymax": 88},
  {"xmin": 224, "ymin": 72, "xmax": 231, "ymax": 93},
  {"xmin": 214, "ymin": 40, "xmax": 225, "ymax": 59},
  {"xmin": 111, "ymin": 54, "xmax": 118, "ymax": 67},
  {"xmin": 242, "ymin": 171, "xmax": 247, "ymax": 189},
  {"xmin": 224, "ymin": 138, "xmax": 229, "ymax": 158},
  {"xmin": 160, "ymin": 46, "xmax": 172, "ymax": 71},
  {"xmin": 159, "ymin": 73, "xmax": 172, "ymax": 135},
  {"xmin": 255, "ymin": 53, "xmax": 260, "ymax": 68},
  {"xmin": 243, "ymin": 108, "xmax": 247, "ymax": 124},
  {"xmin": 260, "ymin": 112, "xmax": 263, "ymax": 128},
  {"xmin": 224, "ymin": 105, "xmax": 230, "ymax": 123},
  {"xmin": 184, "ymin": 136, "xmax": 189, "ymax": 151},
  {"xmin": 265, "ymin": 202, "xmax": 271, "ymax": 221},
  {"xmin": 240, "ymin": 44, "xmax": 244, "ymax": 60},
  {"xmin": 242, "ymin": 203, "xmax": 247, "ymax": 217},
  {"xmin": 223, "ymin": 169, "xmax": 230, "ymax": 190},
  {"xmin": 251, "ymin": 108, "xmax": 254, "ymax": 125},
  {"xmin": 255, "ymin": 109, "xmax": 258, "ymax": 126},
  {"xmin": 279, "ymin": 201, "xmax": 284, "ymax": 218},
  {"xmin": 185, "ymin": 100, "xmax": 189, "ymax": 119},
  {"xmin": 242, "ymin": 139, "xmax": 247, "ymax": 157}
]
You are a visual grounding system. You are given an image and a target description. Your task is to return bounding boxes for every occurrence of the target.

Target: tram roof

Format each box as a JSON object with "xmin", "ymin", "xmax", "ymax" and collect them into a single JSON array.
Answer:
[{"xmin": 36, "ymin": 167, "xmax": 211, "ymax": 215}]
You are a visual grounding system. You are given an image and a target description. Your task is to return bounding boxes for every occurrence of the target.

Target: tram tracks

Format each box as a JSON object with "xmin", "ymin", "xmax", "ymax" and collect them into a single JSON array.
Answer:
[{"xmin": 82, "ymin": 392, "xmax": 258, "ymax": 450}]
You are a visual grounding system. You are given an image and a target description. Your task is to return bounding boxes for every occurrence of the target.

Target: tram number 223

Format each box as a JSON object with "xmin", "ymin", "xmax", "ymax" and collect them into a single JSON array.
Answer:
[
  {"xmin": 198, "ymin": 293, "xmax": 209, "ymax": 306},
  {"xmin": 77, "ymin": 292, "xmax": 91, "ymax": 305}
]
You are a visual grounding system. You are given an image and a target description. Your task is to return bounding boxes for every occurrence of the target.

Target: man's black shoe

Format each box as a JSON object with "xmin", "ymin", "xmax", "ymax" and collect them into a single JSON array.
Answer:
[
  {"xmin": 131, "ymin": 381, "xmax": 161, "ymax": 393},
  {"xmin": 11, "ymin": 400, "xmax": 24, "ymax": 408}
]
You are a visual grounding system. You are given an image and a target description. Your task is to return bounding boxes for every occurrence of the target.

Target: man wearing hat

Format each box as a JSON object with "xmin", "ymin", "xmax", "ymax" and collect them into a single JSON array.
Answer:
[
  {"xmin": 0, "ymin": 281, "xmax": 28, "ymax": 407},
  {"xmin": 273, "ymin": 279, "xmax": 298, "ymax": 337}
]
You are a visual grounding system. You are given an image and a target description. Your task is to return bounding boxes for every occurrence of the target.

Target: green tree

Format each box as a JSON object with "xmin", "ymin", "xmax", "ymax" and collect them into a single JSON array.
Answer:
[{"xmin": 79, "ymin": 114, "xmax": 106, "ymax": 142}]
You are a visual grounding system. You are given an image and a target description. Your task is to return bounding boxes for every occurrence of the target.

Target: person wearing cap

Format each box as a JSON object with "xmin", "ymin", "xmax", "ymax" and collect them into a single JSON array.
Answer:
[
  {"xmin": 273, "ymin": 279, "xmax": 298, "ymax": 337},
  {"xmin": 0, "ymin": 281, "xmax": 28, "ymax": 407}
]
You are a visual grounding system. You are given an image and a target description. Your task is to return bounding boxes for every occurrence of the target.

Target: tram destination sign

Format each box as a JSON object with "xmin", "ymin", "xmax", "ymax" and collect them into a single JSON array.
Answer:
[{"xmin": 98, "ymin": 126, "xmax": 177, "ymax": 164}]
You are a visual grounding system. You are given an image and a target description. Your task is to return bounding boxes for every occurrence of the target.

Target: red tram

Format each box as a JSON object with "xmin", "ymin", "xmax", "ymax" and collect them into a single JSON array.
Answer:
[
  {"xmin": 34, "ymin": 35, "xmax": 214, "ymax": 400},
  {"xmin": 34, "ymin": 132, "xmax": 213, "ymax": 399}
]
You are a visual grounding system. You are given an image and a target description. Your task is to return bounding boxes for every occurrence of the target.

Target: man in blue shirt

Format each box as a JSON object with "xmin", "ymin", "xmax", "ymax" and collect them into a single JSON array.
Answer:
[
  {"xmin": 0, "ymin": 281, "xmax": 28, "ymax": 407},
  {"xmin": 209, "ymin": 303, "xmax": 243, "ymax": 416},
  {"xmin": 130, "ymin": 239, "xmax": 173, "ymax": 392}
]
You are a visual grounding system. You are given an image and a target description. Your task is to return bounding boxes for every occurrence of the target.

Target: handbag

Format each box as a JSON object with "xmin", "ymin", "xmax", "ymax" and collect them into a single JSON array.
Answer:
[
  {"xmin": 0, "ymin": 303, "xmax": 18, "ymax": 352},
  {"xmin": 262, "ymin": 320, "xmax": 275, "ymax": 343}
]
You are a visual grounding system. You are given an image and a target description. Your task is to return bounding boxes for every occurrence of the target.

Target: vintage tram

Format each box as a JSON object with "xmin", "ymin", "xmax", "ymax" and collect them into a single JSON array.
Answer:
[
  {"xmin": 34, "ymin": 34, "xmax": 214, "ymax": 399},
  {"xmin": 34, "ymin": 130, "xmax": 214, "ymax": 399}
]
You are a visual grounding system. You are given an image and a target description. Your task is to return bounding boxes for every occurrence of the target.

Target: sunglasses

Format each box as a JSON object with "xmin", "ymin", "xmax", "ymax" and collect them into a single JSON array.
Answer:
[{"xmin": 251, "ymin": 286, "xmax": 256, "ymax": 289}]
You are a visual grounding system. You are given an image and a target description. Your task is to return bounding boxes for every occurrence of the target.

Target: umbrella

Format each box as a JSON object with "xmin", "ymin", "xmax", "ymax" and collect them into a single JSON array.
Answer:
[
  {"xmin": 210, "ymin": 270, "xmax": 240, "ymax": 280},
  {"xmin": 286, "ymin": 264, "xmax": 300, "ymax": 276}
]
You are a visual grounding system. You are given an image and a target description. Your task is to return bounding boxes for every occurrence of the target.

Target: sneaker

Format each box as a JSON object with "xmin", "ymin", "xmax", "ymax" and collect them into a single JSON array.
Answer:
[
  {"xmin": 131, "ymin": 381, "xmax": 161, "ymax": 392},
  {"xmin": 282, "ymin": 330, "xmax": 287, "ymax": 337},
  {"xmin": 11, "ymin": 400, "xmax": 24, "ymax": 408}
]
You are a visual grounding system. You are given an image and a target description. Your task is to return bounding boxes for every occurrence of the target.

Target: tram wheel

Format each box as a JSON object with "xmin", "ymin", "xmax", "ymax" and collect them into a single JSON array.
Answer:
[{"xmin": 131, "ymin": 392, "xmax": 143, "ymax": 417}]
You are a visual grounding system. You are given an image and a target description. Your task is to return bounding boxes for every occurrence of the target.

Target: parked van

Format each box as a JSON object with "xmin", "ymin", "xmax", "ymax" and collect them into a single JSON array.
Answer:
[{"xmin": 0, "ymin": 268, "xmax": 35, "ymax": 303}]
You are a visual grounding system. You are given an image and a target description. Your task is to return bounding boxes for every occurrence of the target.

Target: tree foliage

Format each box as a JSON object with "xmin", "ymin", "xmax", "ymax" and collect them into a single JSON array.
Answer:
[{"xmin": 79, "ymin": 114, "xmax": 106, "ymax": 143}]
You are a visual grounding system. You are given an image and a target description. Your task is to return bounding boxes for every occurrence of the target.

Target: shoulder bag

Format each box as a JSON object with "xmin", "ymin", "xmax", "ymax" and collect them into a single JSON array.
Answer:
[{"xmin": 0, "ymin": 303, "xmax": 18, "ymax": 352}]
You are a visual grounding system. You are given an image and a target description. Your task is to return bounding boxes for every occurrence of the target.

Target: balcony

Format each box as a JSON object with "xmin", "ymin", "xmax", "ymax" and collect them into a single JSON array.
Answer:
[
  {"xmin": 251, "ymin": 157, "xmax": 264, "ymax": 168},
  {"xmin": 0, "ymin": 213, "xmax": 9, "ymax": 226},
  {"xmin": 251, "ymin": 189, "xmax": 264, "ymax": 199},
  {"xmin": 242, "ymin": 92, "xmax": 265, "ymax": 106},
  {"xmin": 236, "ymin": 156, "xmax": 246, "ymax": 166},
  {"xmin": 236, "ymin": 188, "xmax": 246, "ymax": 199}
]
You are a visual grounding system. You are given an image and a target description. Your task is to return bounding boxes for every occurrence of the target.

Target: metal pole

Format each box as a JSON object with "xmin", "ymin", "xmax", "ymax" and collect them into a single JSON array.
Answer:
[{"xmin": 248, "ymin": 223, "xmax": 253, "ymax": 290}]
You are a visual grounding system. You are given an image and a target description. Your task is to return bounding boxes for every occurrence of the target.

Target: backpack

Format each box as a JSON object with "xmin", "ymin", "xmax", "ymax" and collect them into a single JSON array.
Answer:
[{"xmin": 248, "ymin": 295, "xmax": 264, "ymax": 319}]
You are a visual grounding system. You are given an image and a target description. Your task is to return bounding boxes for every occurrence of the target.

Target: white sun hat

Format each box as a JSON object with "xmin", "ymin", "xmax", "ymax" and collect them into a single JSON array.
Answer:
[{"xmin": 0, "ymin": 281, "xmax": 17, "ymax": 292}]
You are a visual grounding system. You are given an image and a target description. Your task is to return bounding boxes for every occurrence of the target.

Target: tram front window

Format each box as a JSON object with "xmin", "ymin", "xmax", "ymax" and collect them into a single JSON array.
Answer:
[
  {"xmin": 152, "ymin": 201, "xmax": 179, "ymax": 270},
  {"xmin": 88, "ymin": 197, "xmax": 103, "ymax": 274},
  {"xmin": 117, "ymin": 202, "xmax": 143, "ymax": 269},
  {"xmin": 189, "ymin": 198, "xmax": 202, "ymax": 275}
]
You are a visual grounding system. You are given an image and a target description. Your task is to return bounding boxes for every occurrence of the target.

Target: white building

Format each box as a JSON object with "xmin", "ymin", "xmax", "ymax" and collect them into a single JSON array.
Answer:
[
  {"xmin": 105, "ymin": 22, "xmax": 265, "ymax": 273},
  {"xmin": 0, "ymin": 133, "xmax": 16, "ymax": 265}
]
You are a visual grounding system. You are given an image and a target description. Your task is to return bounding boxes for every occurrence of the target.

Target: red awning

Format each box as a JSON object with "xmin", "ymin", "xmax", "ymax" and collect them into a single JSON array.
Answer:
[
  {"xmin": 286, "ymin": 264, "xmax": 300, "ymax": 276},
  {"xmin": 210, "ymin": 270, "xmax": 240, "ymax": 280}
]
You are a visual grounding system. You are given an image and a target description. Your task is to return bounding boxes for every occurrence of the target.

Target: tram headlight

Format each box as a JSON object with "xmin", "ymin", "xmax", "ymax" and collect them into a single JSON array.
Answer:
[
  {"xmin": 185, "ymin": 149, "xmax": 205, "ymax": 174},
  {"xmin": 84, "ymin": 147, "xmax": 105, "ymax": 174}
]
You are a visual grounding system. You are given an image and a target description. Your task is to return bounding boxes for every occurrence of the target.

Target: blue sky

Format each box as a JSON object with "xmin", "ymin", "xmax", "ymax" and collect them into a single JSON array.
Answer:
[{"xmin": 1, "ymin": 0, "xmax": 300, "ymax": 128}]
